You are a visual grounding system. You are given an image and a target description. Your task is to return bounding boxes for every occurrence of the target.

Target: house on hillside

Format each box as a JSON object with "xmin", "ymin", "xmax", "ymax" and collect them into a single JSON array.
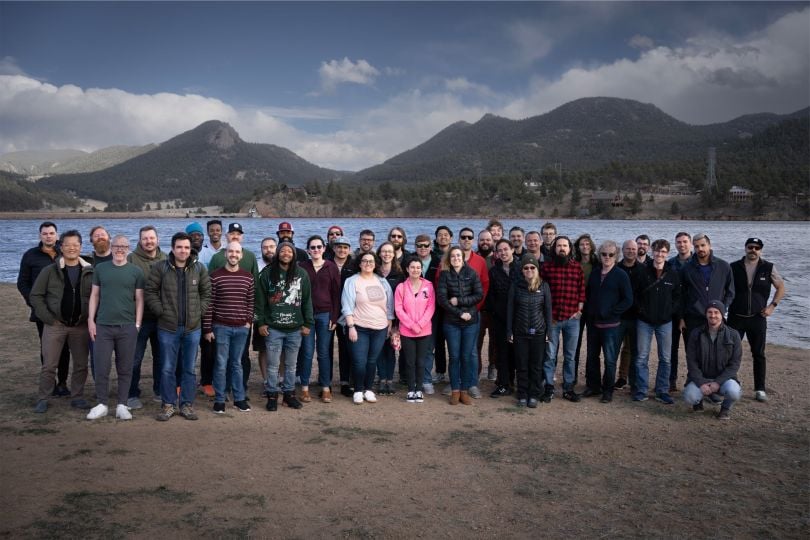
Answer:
[
  {"xmin": 589, "ymin": 191, "xmax": 624, "ymax": 209},
  {"xmin": 728, "ymin": 185, "xmax": 754, "ymax": 203}
]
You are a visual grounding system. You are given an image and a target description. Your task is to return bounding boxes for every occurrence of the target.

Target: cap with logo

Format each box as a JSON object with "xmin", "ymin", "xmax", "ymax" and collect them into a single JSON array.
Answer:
[
  {"xmin": 278, "ymin": 221, "xmax": 294, "ymax": 233},
  {"xmin": 745, "ymin": 237, "xmax": 763, "ymax": 248},
  {"xmin": 228, "ymin": 223, "xmax": 244, "ymax": 234}
]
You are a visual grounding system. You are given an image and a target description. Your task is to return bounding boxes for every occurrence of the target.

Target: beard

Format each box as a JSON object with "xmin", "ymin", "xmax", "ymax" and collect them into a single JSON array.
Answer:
[
  {"xmin": 262, "ymin": 254, "xmax": 274, "ymax": 265},
  {"xmin": 93, "ymin": 238, "xmax": 110, "ymax": 254},
  {"xmin": 477, "ymin": 245, "xmax": 492, "ymax": 258},
  {"xmin": 554, "ymin": 253, "xmax": 569, "ymax": 265}
]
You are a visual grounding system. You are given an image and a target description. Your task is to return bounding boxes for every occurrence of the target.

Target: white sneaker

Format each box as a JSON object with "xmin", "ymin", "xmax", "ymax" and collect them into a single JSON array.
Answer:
[
  {"xmin": 755, "ymin": 390, "xmax": 768, "ymax": 402},
  {"xmin": 353, "ymin": 391, "xmax": 364, "ymax": 404},
  {"xmin": 415, "ymin": 391, "xmax": 424, "ymax": 403},
  {"xmin": 86, "ymin": 403, "xmax": 108, "ymax": 420},
  {"xmin": 363, "ymin": 390, "xmax": 377, "ymax": 403},
  {"xmin": 406, "ymin": 391, "xmax": 417, "ymax": 403},
  {"xmin": 116, "ymin": 404, "xmax": 133, "ymax": 420},
  {"xmin": 422, "ymin": 383, "xmax": 435, "ymax": 395}
]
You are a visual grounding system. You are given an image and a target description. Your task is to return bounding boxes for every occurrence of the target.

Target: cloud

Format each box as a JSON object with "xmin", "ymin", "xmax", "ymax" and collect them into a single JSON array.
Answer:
[
  {"xmin": 318, "ymin": 57, "xmax": 380, "ymax": 92},
  {"xmin": 506, "ymin": 21, "xmax": 553, "ymax": 65},
  {"xmin": 501, "ymin": 7, "xmax": 810, "ymax": 124},
  {"xmin": 0, "ymin": 56, "xmax": 26, "ymax": 76},
  {"xmin": 628, "ymin": 34, "xmax": 655, "ymax": 50},
  {"xmin": 444, "ymin": 77, "xmax": 495, "ymax": 98}
]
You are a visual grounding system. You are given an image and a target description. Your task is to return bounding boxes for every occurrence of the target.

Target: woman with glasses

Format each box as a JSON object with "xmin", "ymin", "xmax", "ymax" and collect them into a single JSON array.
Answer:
[
  {"xmin": 375, "ymin": 242, "xmax": 405, "ymax": 395},
  {"xmin": 341, "ymin": 253, "xmax": 394, "ymax": 404},
  {"xmin": 506, "ymin": 254, "xmax": 552, "ymax": 408},
  {"xmin": 297, "ymin": 235, "xmax": 341, "ymax": 403},
  {"xmin": 394, "ymin": 256, "xmax": 435, "ymax": 403},
  {"xmin": 583, "ymin": 240, "xmax": 633, "ymax": 403},
  {"xmin": 437, "ymin": 246, "xmax": 483, "ymax": 405}
]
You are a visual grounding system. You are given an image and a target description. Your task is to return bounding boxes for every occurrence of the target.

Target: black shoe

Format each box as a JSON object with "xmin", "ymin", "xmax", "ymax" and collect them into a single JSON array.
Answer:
[
  {"xmin": 70, "ymin": 398, "xmax": 91, "ymax": 410},
  {"xmin": 541, "ymin": 385, "xmax": 554, "ymax": 403},
  {"xmin": 490, "ymin": 385, "xmax": 511, "ymax": 398},
  {"xmin": 53, "ymin": 384, "xmax": 70, "ymax": 397},
  {"xmin": 581, "ymin": 388, "xmax": 601, "ymax": 398},
  {"xmin": 563, "ymin": 390, "xmax": 581, "ymax": 403},
  {"xmin": 283, "ymin": 392, "xmax": 303, "ymax": 409},
  {"xmin": 340, "ymin": 384, "xmax": 353, "ymax": 397},
  {"xmin": 600, "ymin": 392, "xmax": 613, "ymax": 403},
  {"xmin": 527, "ymin": 398, "xmax": 539, "ymax": 408},
  {"xmin": 233, "ymin": 400, "xmax": 251, "ymax": 412},
  {"xmin": 692, "ymin": 401, "xmax": 704, "ymax": 412},
  {"xmin": 266, "ymin": 393, "xmax": 278, "ymax": 412},
  {"xmin": 614, "ymin": 378, "xmax": 627, "ymax": 390},
  {"xmin": 213, "ymin": 402, "xmax": 226, "ymax": 414}
]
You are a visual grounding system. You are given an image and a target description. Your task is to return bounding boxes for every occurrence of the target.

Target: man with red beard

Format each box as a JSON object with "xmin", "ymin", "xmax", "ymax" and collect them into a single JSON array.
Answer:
[{"xmin": 85, "ymin": 226, "xmax": 112, "ymax": 266}]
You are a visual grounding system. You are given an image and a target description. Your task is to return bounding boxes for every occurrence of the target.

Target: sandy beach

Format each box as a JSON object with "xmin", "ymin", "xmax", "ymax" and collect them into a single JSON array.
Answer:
[{"xmin": 0, "ymin": 282, "xmax": 807, "ymax": 538}]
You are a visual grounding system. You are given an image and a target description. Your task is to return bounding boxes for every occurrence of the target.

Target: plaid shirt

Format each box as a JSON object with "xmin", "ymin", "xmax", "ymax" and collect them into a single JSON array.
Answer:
[{"xmin": 541, "ymin": 259, "xmax": 585, "ymax": 321}]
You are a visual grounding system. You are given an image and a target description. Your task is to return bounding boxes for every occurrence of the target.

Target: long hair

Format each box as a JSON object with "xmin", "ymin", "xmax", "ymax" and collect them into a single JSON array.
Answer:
[
  {"xmin": 270, "ymin": 242, "xmax": 298, "ymax": 290},
  {"xmin": 574, "ymin": 234, "xmax": 598, "ymax": 265},
  {"xmin": 376, "ymin": 241, "xmax": 402, "ymax": 275},
  {"xmin": 441, "ymin": 246, "xmax": 464, "ymax": 272}
]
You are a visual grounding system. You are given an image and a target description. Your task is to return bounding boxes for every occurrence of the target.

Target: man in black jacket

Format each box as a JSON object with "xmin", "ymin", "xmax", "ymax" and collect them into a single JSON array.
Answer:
[
  {"xmin": 632, "ymin": 239, "xmax": 681, "ymax": 404},
  {"xmin": 727, "ymin": 238, "xmax": 785, "ymax": 403}
]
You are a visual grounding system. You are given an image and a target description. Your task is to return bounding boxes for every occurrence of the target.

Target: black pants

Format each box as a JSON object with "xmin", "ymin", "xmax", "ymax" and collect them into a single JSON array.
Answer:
[
  {"xmin": 200, "ymin": 337, "xmax": 215, "ymax": 386},
  {"xmin": 401, "ymin": 335, "xmax": 429, "ymax": 392},
  {"xmin": 728, "ymin": 314, "xmax": 767, "ymax": 391},
  {"xmin": 36, "ymin": 320, "xmax": 70, "ymax": 387},
  {"xmin": 669, "ymin": 316, "xmax": 689, "ymax": 386},
  {"xmin": 514, "ymin": 334, "xmax": 545, "ymax": 399},
  {"xmin": 573, "ymin": 315, "xmax": 587, "ymax": 385},
  {"xmin": 432, "ymin": 311, "xmax": 447, "ymax": 374},
  {"xmin": 334, "ymin": 325, "xmax": 353, "ymax": 384},
  {"xmin": 490, "ymin": 317, "xmax": 515, "ymax": 388}
]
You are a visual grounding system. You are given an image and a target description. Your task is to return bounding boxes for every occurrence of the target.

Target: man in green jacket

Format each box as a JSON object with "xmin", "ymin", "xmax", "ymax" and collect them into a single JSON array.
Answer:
[
  {"xmin": 145, "ymin": 232, "xmax": 211, "ymax": 422},
  {"xmin": 256, "ymin": 241, "xmax": 313, "ymax": 412},
  {"xmin": 30, "ymin": 229, "xmax": 94, "ymax": 414}
]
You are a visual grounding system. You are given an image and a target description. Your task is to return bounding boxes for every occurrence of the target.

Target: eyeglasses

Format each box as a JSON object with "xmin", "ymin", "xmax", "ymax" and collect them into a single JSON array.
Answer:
[
  {"xmin": 112, "ymin": 245, "xmax": 129, "ymax": 250},
  {"xmin": 390, "ymin": 234, "xmax": 403, "ymax": 239},
  {"xmin": 460, "ymin": 235, "xmax": 474, "ymax": 240},
  {"xmin": 360, "ymin": 259, "xmax": 375, "ymax": 265},
  {"xmin": 416, "ymin": 243, "xmax": 431, "ymax": 249},
  {"xmin": 746, "ymin": 245, "xmax": 761, "ymax": 251},
  {"xmin": 309, "ymin": 245, "xmax": 324, "ymax": 250},
  {"xmin": 600, "ymin": 252, "xmax": 616, "ymax": 258}
]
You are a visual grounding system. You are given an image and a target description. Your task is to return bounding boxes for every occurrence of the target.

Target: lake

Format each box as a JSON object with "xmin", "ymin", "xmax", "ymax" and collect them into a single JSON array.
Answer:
[{"xmin": 3, "ymin": 217, "xmax": 807, "ymax": 349}]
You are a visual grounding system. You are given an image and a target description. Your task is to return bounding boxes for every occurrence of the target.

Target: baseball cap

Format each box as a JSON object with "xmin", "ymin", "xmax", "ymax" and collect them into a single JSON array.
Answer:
[
  {"xmin": 745, "ymin": 237, "xmax": 763, "ymax": 248},
  {"xmin": 333, "ymin": 236, "xmax": 351, "ymax": 247},
  {"xmin": 278, "ymin": 221, "xmax": 293, "ymax": 232},
  {"xmin": 228, "ymin": 223, "xmax": 244, "ymax": 234}
]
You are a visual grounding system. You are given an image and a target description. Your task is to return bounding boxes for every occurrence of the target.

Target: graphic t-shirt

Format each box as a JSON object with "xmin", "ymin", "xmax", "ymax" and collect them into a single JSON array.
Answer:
[{"xmin": 353, "ymin": 277, "xmax": 390, "ymax": 330}]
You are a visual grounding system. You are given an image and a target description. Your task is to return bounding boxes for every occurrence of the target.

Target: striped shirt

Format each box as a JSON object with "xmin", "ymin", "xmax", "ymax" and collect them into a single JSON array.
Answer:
[
  {"xmin": 202, "ymin": 267, "xmax": 255, "ymax": 332},
  {"xmin": 540, "ymin": 259, "xmax": 586, "ymax": 321}
]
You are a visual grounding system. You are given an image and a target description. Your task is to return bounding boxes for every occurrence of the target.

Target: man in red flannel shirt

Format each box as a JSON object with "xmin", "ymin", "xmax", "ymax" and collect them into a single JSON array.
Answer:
[{"xmin": 540, "ymin": 236, "xmax": 585, "ymax": 403}]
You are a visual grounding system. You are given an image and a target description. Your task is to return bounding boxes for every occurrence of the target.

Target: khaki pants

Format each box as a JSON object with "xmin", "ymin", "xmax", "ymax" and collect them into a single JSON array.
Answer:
[{"xmin": 39, "ymin": 322, "xmax": 89, "ymax": 400}]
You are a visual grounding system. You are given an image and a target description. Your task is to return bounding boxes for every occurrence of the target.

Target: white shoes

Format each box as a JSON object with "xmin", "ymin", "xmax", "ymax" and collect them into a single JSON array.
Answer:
[
  {"xmin": 86, "ymin": 404, "xmax": 108, "ymax": 420},
  {"xmin": 116, "ymin": 404, "xmax": 133, "ymax": 420},
  {"xmin": 755, "ymin": 390, "xmax": 768, "ymax": 402},
  {"xmin": 353, "ymin": 391, "xmax": 364, "ymax": 404},
  {"xmin": 363, "ymin": 390, "xmax": 377, "ymax": 403},
  {"xmin": 422, "ymin": 383, "xmax": 435, "ymax": 395}
]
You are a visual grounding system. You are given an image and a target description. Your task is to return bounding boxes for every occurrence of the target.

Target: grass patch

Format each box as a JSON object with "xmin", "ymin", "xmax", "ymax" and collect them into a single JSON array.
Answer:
[
  {"xmin": 497, "ymin": 406, "xmax": 529, "ymax": 414},
  {"xmin": 304, "ymin": 435, "xmax": 328, "ymax": 445},
  {"xmin": 231, "ymin": 493, "xmax": 267, "ymax": 509},
  {"xmin": 106, "ymin": 448, "xmax": 131, "ymax": 456},
  {"xmin": 59, "ymin": 448, "xmax": 93, "ymax": 461},
  {"xmin": 16, "ymin": 427, "xmax": 59, "ymax": 436}
]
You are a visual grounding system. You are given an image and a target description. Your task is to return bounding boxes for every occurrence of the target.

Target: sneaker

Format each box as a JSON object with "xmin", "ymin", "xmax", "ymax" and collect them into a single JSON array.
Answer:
[
  {"xmin": 266, "ymin": 394, "xmax": 278, "ymax": 411},
  {"xmin": 54, "ymin": 384, "xmax": 71, "ymax": 397},
  {"xmin": 708, "ymin": 393, "xmax": 724, "ymax": 405},
  {"xmin": 692, "ymin": 401, "xmax": 705, "ymax": 412},
  {"xmin": 406, "ymin": 392, "xmax": 417, "ymax": 403},
  {"xmin": 126, "ymin": 397, "xmax": 143, "ymax": 410},
  {"xmin": 283, "ymin": 392, "xmax": 303, "ymax": 409},
  {"xmin": 541, "ymin": 385, "xmax": 554, "ymax": 403},
  {"xmin": 422, "ymin": 383, "xmax": 435, "ymax": 395},
  {"xmin": 363, "ymin": 390, "xmax": 377, "ymax": 403},
  {"xmin": 433, "ymin": 373, "xmax": 447, "ymax": 384},
  {"xmin": 380, "ymin": 383, "xmax": 391, "ymax": 396},
  {"xmin": 179, "ymin": 404, "xmax": 198, "ymax": 420},
  {"xmin": 86, "ymin": 404, "xmax": 109, "ymax": 420},
  {"xmin": 34, "ymin": 399, "xmax": 48, "ymax": 413},
  {"xmin": 233, "ymin": 400, "xmax": 251, "ymax": 412},
  {"xmin": 213, "ymin": 402, "xmax": 226, "ymax": 414},
  {"xmin": 563, "ymin": 390, "xmax": 581, "ymax": 403},
  {"xmin": 415, "ymin": 391, "xmax": 424, "ymax": 403},
  {"xmin": 468, "ymin": 386, "xmax": 482, "ymax": 399},
  {"xmin": 70, "ymin": 398, "xmax": 91, "ymax": 410},
  {"xmin": 116, "ymin": 404, "xmax": 133, "ymax": 420},
  {"xmin": 156, "ymin": 404, "xmax": 175, "ymax": 421},
  {"xmin": 490, "ymin": 385, "xmax": 512, "ymax": 398},
  {"xmin": 717, "ymin": 408, "xmax": 731, "ymax": 420},
  {"xmin": 442, "ymin": 384, "xmax": 453, "ymax": 396},
  {"xmin": 655, "ymin": 393, "xmax": 675, "ymax": 405},
  {"xmin": 340, "ymin": 384, "xmax": 353, "ymax": 397},
  {"xmin": 517, "ymin": 399, "xmax": 527, "ymax": 407},
  {"xmin": 632, "ymin": 394, "xmax": 648, "ymax": 402},
  {"xmin": 600, "ymin": 392, "xmax": 613, "ymax": 403},
  {"xmin": 353, "ymin": 391, "xmax": 364, "ymax": 404},
  {"xmin": 527, "ymin": 398, "xmax": 538, "ymax": 408},
  {"xmin": 201, "ymin": 384, "xmax": 215, "ymax": 398},
  {"xmin": 487, "ymin": 365, "xmax": 497, "ymax": 381},
  {"xmin": 614, "ymin": 378, "xmax": 627, "ymax": 390},
  {"xmin": 755, "ymin": 390, "xmax": 768, "ymax": 402}
]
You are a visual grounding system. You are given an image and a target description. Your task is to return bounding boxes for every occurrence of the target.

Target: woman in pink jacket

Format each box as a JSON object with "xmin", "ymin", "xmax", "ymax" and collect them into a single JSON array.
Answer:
[{"xmin": 395, "ymin": 256, "xmax": 436, "ymax": 403}]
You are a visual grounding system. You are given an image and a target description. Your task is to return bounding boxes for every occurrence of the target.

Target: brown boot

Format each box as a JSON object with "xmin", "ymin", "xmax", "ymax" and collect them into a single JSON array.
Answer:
[
  {"xmin": 300, "ymin": 388, "xmax": 312, "ymax": 403},
  {"xmin": 449, "ymin": 390, "xmax": 460, "ymax": 405},
  {"xmin": 320, "ymin": 387, "xmax": 332, "ymax": 403},
  {"xmin": 459, "ymin": 391, "xmax": 472, "ymax": 405}
]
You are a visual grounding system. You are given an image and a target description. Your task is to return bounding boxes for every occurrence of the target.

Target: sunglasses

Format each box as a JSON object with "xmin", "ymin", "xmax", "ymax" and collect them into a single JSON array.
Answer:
[
  {"xmin": 460, "ymin": 235, "xmax": 474, "ymax": 240},
  {"xmin": 600, "ymin": 252, "xmax": 616, "ymax": 258},
  {"xmin": 415, "ymin": 243, "xmax": 431, "ymax": 248},
  {"xmin": 746, "ymin": 245, "xmax": 761, "ymax": 251},
  {"xmin": 309, "ymin": 245, "xmax": 324, "ymax": 250},
  {"xmin": 390, "ymin": 234, "xmax": 403, "ymax": 239},
  {"xmin": 328, "ymin": 231, "xmax": 341, "ymax": 236}
]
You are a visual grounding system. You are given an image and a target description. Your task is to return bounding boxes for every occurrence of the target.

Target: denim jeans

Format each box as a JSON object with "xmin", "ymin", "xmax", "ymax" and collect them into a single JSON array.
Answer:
[
  {"xmin": 213, "ymin": 324, "xmax": 249, "ymax": 403},
  {"xmin": 129, "ymin": 319, "xmax": 160, "ymax": 398},
  {"xmin": 376, "ymin": 339, "xmax": 397, "ymax": 381},
  {"xmin": 297, "ymin": 312, "xmax": 333, "ymax": 387},
  {"xmin": 585, "ymin": 324, "xmax": 624, "ymax": 394},
  {"xmin": 349, "ymin": 326, "xmax": 388, "ymax": 392},
  {"xmin": 264, "ymin": 328, "xmax": 302, "ymax": 394},
  {"xmin": 422, "ymin": 333, "xmax": 435, "ymax": 383},
  {"xmin": 443, "ymin": 321, "xmax": 479, "ymax": 391},
  {"xmin": 545, "ymin": 317, "xmax": 580, "ymax": 390},
  {"xmin": 683, "ymin": 380, "xmax": 742, "ymax": 410},
  {"xmin": 158, "ymin": 326, "xmax": 201, "ymax": 406},
  {"xmin": 635, "ymin": 320, "xmax": 672, "ymax": 397}
]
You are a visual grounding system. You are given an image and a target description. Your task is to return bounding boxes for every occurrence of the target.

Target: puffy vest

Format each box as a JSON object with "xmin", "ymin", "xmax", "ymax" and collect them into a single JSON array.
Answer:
[{"xmin": 729, "ymin": 258, "xmax": 773, "ymax": 317}]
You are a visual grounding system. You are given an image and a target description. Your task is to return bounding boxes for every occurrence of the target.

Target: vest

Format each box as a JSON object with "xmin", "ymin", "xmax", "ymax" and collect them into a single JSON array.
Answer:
[{"xmin": 729, "ymin": 258, "xmax": 773, "ymax": 317}]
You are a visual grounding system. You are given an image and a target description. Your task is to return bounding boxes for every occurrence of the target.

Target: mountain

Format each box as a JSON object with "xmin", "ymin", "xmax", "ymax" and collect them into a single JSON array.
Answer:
[
  {"xmin": 0, "ymin": 149, "xmax": 88, "ymax": 175},
  {"xmin": 354, "ymin": 97, "xmax": 807, "ymax": 182},
  {"xmin": 39, "ymin": 121, "xmax": 346, "ymax": 211},
  {"xmin": 0, "ymin": 170, "xmax": 79, "ymax": 211}
]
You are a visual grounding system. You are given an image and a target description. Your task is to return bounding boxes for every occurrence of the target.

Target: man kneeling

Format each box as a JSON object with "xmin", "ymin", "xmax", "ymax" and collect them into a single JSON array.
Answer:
[{"xmin": 683, "ymin": 301, "xmax": 742, "ymax": 420}]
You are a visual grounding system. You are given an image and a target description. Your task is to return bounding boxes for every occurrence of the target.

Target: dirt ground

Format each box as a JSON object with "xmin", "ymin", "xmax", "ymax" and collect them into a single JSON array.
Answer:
[{"xmin": 0, "ymin": 282, "xmax": 807, "ymax": 539}]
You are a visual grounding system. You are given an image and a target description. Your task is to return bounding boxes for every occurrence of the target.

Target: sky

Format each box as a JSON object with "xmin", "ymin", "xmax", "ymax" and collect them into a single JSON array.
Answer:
[{"xmin": 1, "ymin": 1, "xmax": 808, "ymax": 171}]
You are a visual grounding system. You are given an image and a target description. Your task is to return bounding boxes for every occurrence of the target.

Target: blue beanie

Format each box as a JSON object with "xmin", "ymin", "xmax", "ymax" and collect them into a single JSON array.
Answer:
[{"xmin": 185, "ymin": 222, "xmax": 204, "ymax": 235}]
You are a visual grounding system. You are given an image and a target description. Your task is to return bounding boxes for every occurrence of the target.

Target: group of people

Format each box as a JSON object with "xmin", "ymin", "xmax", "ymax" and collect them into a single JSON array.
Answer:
[{"xmin": 17, "ymin": 218, "xmax": 785, "ymax": 421}]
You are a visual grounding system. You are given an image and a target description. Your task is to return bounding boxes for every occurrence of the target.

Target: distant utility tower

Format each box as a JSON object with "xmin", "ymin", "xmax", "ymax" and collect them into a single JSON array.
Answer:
[{"xmin": 706, "ymin": 147, "xmax": 718, "ymax": 193}]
